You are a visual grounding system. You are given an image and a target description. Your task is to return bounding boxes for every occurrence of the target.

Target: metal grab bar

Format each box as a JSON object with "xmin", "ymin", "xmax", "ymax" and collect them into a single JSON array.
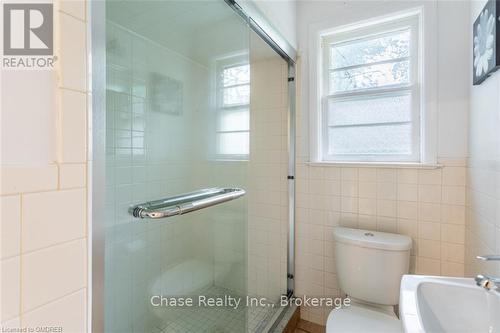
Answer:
[{"xmin": 129, "ymin": 187, "xmax": 246, "ymax": 219}]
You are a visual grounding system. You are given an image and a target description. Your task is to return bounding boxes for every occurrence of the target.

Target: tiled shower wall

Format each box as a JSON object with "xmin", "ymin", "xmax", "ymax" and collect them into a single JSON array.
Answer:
[
  {"xmin": 1, "ymin": 1, "xmax": 88, "ymax": 330},
  {"xmin": 246, "ymin": 56, "xmax": 289, "ymax": 301},
  {"xmin": 465, "ymin": 0, "xmax": 500, "ymax": 281}
]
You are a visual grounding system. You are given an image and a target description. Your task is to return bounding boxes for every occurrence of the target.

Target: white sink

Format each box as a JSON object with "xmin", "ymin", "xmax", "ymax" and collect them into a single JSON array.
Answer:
[{"xmin": 400, "ymin": 275, "xmax": 500, "ymax": 333}]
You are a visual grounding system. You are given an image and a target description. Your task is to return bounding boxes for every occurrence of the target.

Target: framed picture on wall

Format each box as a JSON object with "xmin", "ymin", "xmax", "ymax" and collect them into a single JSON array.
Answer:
[
  {"xmin": 148, "ymin": 73, "xmax": 183, "ymax": 115},
  {"xmin": 473, "ymin": 0, "xmax": 500, "ymax": 85}
]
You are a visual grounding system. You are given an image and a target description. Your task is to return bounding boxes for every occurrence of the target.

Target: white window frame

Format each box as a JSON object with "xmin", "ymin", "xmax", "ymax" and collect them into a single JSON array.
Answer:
[
  {"xmin": 309, "ymin": 8, "xmax": 438, "ymax": 166},
  {"xmin": 212, "ymin": 54, "xmax": 250, "ymax": 161}
]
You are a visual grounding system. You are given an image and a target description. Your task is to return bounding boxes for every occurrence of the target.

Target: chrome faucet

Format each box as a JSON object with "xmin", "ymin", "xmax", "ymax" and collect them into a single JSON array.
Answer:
[{"xmin": 475, "ymin": 255, "xmax": 500, "ymax": 291}]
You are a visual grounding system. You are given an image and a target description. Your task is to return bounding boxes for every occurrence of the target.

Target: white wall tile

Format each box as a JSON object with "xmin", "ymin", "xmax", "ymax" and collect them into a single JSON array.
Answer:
[
  {"xmin": 22, "ymin": 289, "xmax": 87, "ymax": 332},
  {"xmin": 358, "ymin": 168, "xmax": 377, "ymax": 182},
  {"xmin": 58, "ymin": 13, "xmax": 87, "ymax": 91},
  {"xmin": 441, "ymin": 224, "xmax": 465, "ymax": 244},
  {"xmin": 442, "ymin": 186, "xmax": 466, "ymax": 205},
  {"xmin": 1, "ymin": 257, "xmax": 20, "ymax": 321},
  {"xmin": 441, "ymin": 262, "xmax": 464, "ymax": 277},
  {"xmin": 418, "ymin": 169, "xmax": 442, "ymax": 185},
  {"xmin": 416, "ymin": 257, "xmax": 441, "ymax": 275},
  {"xmin": 341, "ymin": 168, "xmax": 358, "ymax": 181},
  {"xmin": 398, "ymin": 183, "xmax": 418, "ymax": 201},
  {"xmin": 418, "ymin": 239, "xmax": 441, "ymax": 259},
  {"xmin": 418, "ymin": 202, "xmax": 441, "ymax": 222},
  {"xmin": 441, "ymin": 242, "xmax": 464, "ymax": 263},
  {"xmin": 358, "ymin": 182, "xmax": 377, "ymax": 198},
  {"xmin": 377, "ymin": 168, "xmax": 397, "ymax": 183},
  {"xmin": 60, "ymin": 90, "xmax": 87, "ymax": 163},
  {"xmin": 1, "ymin": 71, "xmax": 56, "ymax": 165},
  {"xmin": 58, "ymin": 0, "xmax": 86, "ymax": 21},
  {"xmin": 418, "ymin": 222, "xmax": 441, "ymax": 241},
  {"xmin": 1, "ymin": 196, "xmax": 21, "ymax": 259},
  {"xmin": 359, "ymin": 198, "xmax": 376, "ymax": 216},
  {"xmin": 59, "ymin": 164, "xmax": 86, "ymax": 189},
  {"xmin": 443, "ymin": 167, "xmax": 466, "ymax": 186},
  {"xmin": 418, "ymin": 184, "xmax": 442, "ymax": 203},
  {"xmin": 22, "ymin": 239, "xmax": 86, "ymax": 311},
  {"xmin": 398, "ymin": 169, "xmax": 418, "ymax": 184},
  {"xmin": 0, "ymin": 317, "xmax": 20, "ymax": 330},
  {"xmin": 377, "ymin": 200, "xmax": 396, "ymax": 218},
  {"xmin": 341, "ymin": 181, "xmax": 358, "ymax": 197},
  {"xmin": 22, "ymin": 190, "xmax": 86, "ymax": 252},
  {"xmin": 1, "ymin": 166, "xmax": 58, "ymax": 195},
  {"xmin": 377, "ymin": 182, "xmax": 397, "ymax": 200}
]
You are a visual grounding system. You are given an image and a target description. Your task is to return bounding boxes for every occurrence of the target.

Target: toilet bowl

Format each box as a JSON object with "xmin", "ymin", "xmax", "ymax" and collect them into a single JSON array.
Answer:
[{"xmin": 326, "ymin": 227, "xmax": 412, "ymax": 333}]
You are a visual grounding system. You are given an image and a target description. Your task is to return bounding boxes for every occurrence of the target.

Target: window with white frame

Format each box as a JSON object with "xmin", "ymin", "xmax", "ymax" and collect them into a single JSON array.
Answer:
[
  {"xmin": 319, "ymin": 14, "xmax": 421, "ymax": 162},
  {"xmin": 215, "ymin": 58, "xmax": 250, "ymax": 159}
]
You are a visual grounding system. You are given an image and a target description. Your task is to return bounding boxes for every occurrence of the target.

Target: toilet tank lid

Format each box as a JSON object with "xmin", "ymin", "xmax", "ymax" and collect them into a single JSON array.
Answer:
[{"xmin": 333, "ymin": 227, "xmax": 412, "ymax": 251}]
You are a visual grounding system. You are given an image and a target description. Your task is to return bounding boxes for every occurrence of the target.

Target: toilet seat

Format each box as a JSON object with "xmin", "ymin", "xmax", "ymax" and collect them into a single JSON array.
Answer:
[{"xmin": 326, "ymin": 305, "xmax": 402, "ymax": 333}]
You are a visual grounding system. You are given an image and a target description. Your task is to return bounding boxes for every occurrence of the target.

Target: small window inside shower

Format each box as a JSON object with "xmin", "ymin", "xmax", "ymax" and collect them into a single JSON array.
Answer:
[{"xmin": 214, "ymin": 54, "xmax": 250, "ymax": 160}]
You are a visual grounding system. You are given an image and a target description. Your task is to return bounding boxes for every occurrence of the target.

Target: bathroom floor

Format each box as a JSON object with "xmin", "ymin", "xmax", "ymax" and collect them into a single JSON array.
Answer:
[
  {"xmin": 293, "ymin": 320, "xmax": 325, "ymax": 333},
  {"xmin": 151, "ymin": 286, "xmax": 279, "ymax": 333}
]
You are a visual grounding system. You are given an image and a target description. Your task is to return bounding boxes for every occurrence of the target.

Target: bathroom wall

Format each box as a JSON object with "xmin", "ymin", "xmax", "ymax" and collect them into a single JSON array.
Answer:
[
  {"xmin": 465, "ymin": 0, "xmax": 500, "ymax": 279},
  {"xmin": 1, "ymin": 0, "xmax": 88, "ymax": 330},
  {"xmin": 295, "ymin": 0, "xmax": 470, "ymax": 324}
]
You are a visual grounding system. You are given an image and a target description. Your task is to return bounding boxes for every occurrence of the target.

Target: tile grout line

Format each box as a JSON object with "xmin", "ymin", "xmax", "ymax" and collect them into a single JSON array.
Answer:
[
  {"xmin": 20, "ymin": 236, "xmax": 86, "ymax": 258},
  {"xmin": 21, "ymin": 287, "xmax": 87, "ymax": 318},
  {"xmin": 58, "ymin": 9, "xmax": 86, "ymax": 24}
]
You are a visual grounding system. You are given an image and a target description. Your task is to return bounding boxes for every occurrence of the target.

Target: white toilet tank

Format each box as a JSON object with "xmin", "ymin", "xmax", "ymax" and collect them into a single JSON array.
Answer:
[{"xmin": 333, "ymin": 227, "xmax": 412, "ymax": 306}]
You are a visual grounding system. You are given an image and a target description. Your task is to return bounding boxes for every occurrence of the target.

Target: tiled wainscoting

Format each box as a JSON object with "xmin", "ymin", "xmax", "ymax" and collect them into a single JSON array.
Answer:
[
  {"xmin": 294, "ymin": 161, "xmax": 467, "ymax": 324},
  {"xmin": 1, "ymin": 1, "xmax": 88, "ymax": 330}
]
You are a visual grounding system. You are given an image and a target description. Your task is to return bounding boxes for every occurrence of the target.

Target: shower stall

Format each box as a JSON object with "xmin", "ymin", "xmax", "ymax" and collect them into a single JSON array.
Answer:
[{"xmin": 90, "ymin": 1, "xmax": 296, "ymax": 332}]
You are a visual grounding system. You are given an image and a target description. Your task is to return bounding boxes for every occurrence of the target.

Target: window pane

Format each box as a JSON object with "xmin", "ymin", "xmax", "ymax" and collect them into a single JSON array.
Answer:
[
  {"xmin": 223, "ymin": 85, "xmax": 250, "ymax": 106},
  {"xmin": 328, "ymin": 123, "xmax": 412, "ymax": 155},
  {"xmin": 330, "ymin": 60, "xmax": 409, "ymax": 93},
  {"xmin": 330, "ymin": 30, "xmax": 410, "ymax": 69},
  {"xmin": 222, "ymin": 65, "xmax": 250, "ymax": 86},
  {"xmin": 328, "ymin": 93, "xmax": 412, "ymax": 126},
  {"xmin": 217, "ymin": 132, "xmax": 249, "ymax": 155},
  {"xmin": 218, "ymin": 108, "xmax": 249, "ymax": 131}
]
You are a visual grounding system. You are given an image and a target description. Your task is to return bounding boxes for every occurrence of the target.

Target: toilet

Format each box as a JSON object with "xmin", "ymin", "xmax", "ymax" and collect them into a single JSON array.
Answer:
[{"xmin": 327, "ymin": 227, "xmax": 412, "ymax": 333}]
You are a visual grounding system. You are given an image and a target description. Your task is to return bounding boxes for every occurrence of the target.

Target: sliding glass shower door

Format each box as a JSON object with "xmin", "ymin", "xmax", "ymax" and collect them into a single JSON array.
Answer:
[{"xmin": 102, "ymin": 1, "xmax": 289, "ymax": 332}]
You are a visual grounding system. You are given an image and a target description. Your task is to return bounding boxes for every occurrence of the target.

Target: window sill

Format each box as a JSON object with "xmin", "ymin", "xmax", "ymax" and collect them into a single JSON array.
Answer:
[
  {"xmin": 207, "ymin": 158, "xmax": 248, "ymax": 163},
  {"xmin": 307, "ymin": 161, "xmax": 442, "ymax": 169}
]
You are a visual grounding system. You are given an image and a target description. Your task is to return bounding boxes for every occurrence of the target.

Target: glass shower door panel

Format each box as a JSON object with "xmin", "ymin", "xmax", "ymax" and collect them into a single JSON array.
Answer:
[
  {"xmin": 246, "ymin": 31, "xmax": 290, "ymax": 331},
  {"xmin": 104, "ymin": 1, "xmax": 250, "ymax": 332}
]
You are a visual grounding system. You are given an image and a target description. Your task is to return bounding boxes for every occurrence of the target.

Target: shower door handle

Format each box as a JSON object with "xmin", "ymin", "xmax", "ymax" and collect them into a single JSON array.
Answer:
[{"xmin": 129, "ymin": 187, "xmax": 246, "ymax": 219}]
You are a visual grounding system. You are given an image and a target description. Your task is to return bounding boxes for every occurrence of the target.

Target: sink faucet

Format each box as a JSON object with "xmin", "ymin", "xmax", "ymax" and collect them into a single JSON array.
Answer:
[
  {"xmin": 475, "ymin": 274, "xmax": 500, "ymax": 291},
  {"xmin": 475, "ymin": 255, "xmax": 500, "ymax": 291}
]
